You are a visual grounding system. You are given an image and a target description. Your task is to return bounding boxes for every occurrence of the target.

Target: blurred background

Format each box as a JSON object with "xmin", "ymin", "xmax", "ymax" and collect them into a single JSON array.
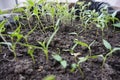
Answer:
[
  {"xmin": 0, "ymin": 0, "xmax": 78, "ymax": 10},
  {"xmin": 0, "ymin": 0, "xmax": 119, "ymax": 10}
]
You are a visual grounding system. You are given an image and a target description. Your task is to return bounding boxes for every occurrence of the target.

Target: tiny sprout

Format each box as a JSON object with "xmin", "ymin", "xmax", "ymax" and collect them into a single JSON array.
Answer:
[
  {"xmin": 28, "ymin": 46, "xmax": 35, "ymax": 63},
  {"xmin": 38, "ymin": 27, "xmax": 59, "ymax": 61},
  {"xmin": 71, "ymin": 54, "xmax": 104, "ymax": 78},
  {"xmin": 102, "ymin": 39, "xmax": 120, "ymax": 67},
  {"xmin": 74, "ymin": 39, "xmax": 95, "ymax": 56},
  {"xmin": 52, "ymin": 54, "xmax": 67, "ymax": 68},
  {"xmin": 103, "ymin": 39, "xmax": 112, "ymax": 50},
  {"xmin": 43, "ymin": 75, "xmax": 55, "ymax": 80},
  {"xmin": 70, "ymin": 63, "xmax": 77, "ymax": 72}
]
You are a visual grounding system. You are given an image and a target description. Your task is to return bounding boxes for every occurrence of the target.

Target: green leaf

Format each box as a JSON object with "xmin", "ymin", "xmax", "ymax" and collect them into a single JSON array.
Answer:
[
  {"xmin": 106, "ymin": 47, "xmax": 120, "ymax": 57},
  {"xmin": 70, "ymin": 63, "xmax": 77, "ymax": 72},
  {"xmin": 103, "ymin": 39, "xmax": 112, "ymax": 50},
  {"xmin": 89, "ymin": 40, "xmax": 95, "ymax": 47},
  {"xmin": 61, "ymin": 60, "xmax": 67, "ymax": 68},
  {"xmin": 38, "ymin": 41, "xmax": 46, "ymax": 49},
  {"xmin": 28, "ymin": 46, "xmax": 35, "ymax": 63},
  {"xmin": 47, "ymin": 27, "xmax": 59, "ymax": 48},
  {"xmin": 0, "ymin": 42, "xmax": 12, "ymax": 46},
  {"xmin": 55, "ymin": 19, "xmax": 60, "ymax": 27},
  {"xmin": 43, "ymin": 75, "xmax": 55, "ymax": 80},
  {"xmin": 90, "ymin": 54, "xmax": 104, "ymax": 59},
  {"xmin": 71, "ymin": 63, "xmax": 77, "ymax": 69},
  {"xmin": 0, "ymin": 20, "xmax": 6, "ymax": 33},
  {"xmin": 78, "ymin": 56, "xmax": 89, "ymax": 64},
  {"xmin": 112, "ymin": 11, "xmax": 117, "ymax": 18},
  {"xmin": 28, "ymin": 46, "xmax": 34, "ymax": 55},
  {"xmin": 113, "ymin": 23, "xmax": 120, "ymax": 28},
  {"xmin": 74, "ymin": 39, "xmax": 89, "ymax": 48},
  {"xmin": 33, "ymin": 7, "xmax": 39, "ymax": 16},
  {"xmin": 113, "ymin": 47, "xmax": 120, "ymax": 52},
  {"xmin": 69, "ymin": 32, "xmax": 78, "ymax": 36},
  {"xmin": 52, "ymin": 54, "xmax": 62, "ymax": 61},
  {"xmin": 26, "ymin": 0, "xmax": 34, "ymax": 6}
]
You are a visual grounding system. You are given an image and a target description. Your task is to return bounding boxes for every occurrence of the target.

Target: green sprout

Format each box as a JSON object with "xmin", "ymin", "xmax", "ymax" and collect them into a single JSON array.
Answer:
[
  {"xmin": 7, "ymin": 24, "xmax": 23, "ymax": 59},
  {"xmin": 8, "ymin": 24, "xmax": 23, "ymax": 42},
  {"xmin": 23, "ymin": 0, "xmax": 39, "ymax": 29},
  {"xmin": 70, "ymin": 55, "xmax": 89, "ymax": 78},
  {"xmin": 74, "ymin": 39, "xmax": 95, "ymax": 56},
  {"xmin": 28, "ymin": 46, "xmax": 35, "ymax": 63},
  {"xmin": 113, "ymin": 22, "xmax": 120, "ymax": 28},
  {"xmin": 38, "ymin": 27, "xmax": 59, "ymax": 61},
  {"xmin": 92, "ymin": 6, "xmax": 117, "ymax": 39},
  {"xmin": 0, "ymin": 20, "xmax": 16, "ymax": 60},
  {"xmin": 71, "ymin": 54, "xmax": 103, "ymax": 78},
  {"xmin": 52, "ymin": 54, "xmax": 67, "ymax": 68},
  {"xmin": 18, "ymin": 43, "xmax": 41, "ymax": 63},
  {"xmin": 24, "ymin": 25, "xmax": 37, "ymax": 43},
  {"xmin": 75, "ymin": 2, "xmax": 93, "ymax": 29},
  {"xmin": 55, "ymin": 2, "xmax": 73, "ymax": 25},
  {"xmin": 43, "ymin": 75, "xmax": 55, "ymax": 80},
  {"xmin": 102, "ymin": 39, "xmax": 120, "ymax": 67}
]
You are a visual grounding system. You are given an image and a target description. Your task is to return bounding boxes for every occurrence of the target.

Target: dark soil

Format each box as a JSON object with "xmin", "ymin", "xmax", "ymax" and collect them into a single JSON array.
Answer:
[{"xmin": 0, "ymin": 16, "xmax": 120, "ymax": 80}]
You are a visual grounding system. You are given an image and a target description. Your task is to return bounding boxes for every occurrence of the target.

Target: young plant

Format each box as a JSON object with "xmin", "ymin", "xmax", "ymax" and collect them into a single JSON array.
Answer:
[
  {"xmin": 71, "ymin": 54, "xmax": 103, "ymax": 78},
  {"xmin": 68, "ymin": 32, "xmax": 79, "ymax": 53},
  {"xmin": 74, "ymin": 39, "xmax": 95, "ymax": 56},
  {"xmin": 38, "ymin": 27, "xmax": 59, "ymax": 61},
  {"xmin": 18, "ymin": 43, "xmax": 41, "ymax": 63},
  {"xmin": 31, "ymin": 1, "xmax": 46, "ymax": 33},
  {"xmin": 0, "ymin": 20, "xmax": 18, "ymax": 60},
  {"xmin": 55, "ymin": 2, "xmax": 74, "ymax": 25},
  {"xmin": 27, "ymin": 46, "xmax": 35, "ymax": 63},
  {"xmin": 43, "ymin": 2, "xmax": 56, "ymax": 30},
  {"xmin": 102, "ymin": 39, "xmax": 120, "ymax": 66},
  {"xmin": 52, "ymin": 54, "xmax": 67, "ymax": 68},
  {"xmin": 8, "ymin": 24, "xmax": 23, "ymax": 42},
  {"xmin": 23, "ymin": 0, "xmax": 44, "ymax": 30},
  {"xmin": 92, "ymin": 7, "xmax": 117, "ymax": 39},
  {"xmin": 62, "ymin": 32, "xmax": 79, "ymax": 53},
  {"xmin": 75, "ymin": 1, "xmax": 93, "ymax": 29},
  {"xmin": 94, "ymin": 12, "xmax": 108, "ymax": 38},
  {"xmin": 7, "ymin": 24, "xmax": 23, "ymax": 59},
  {"xmin": 0, "ymin": 42, "xmax": 16, "ymax": 61},
  {"xmin": 23, "ymin": 0, "xmax": 35, "ymax": 28},
  {"xmin": 43, "ymin": 1, "xmax": 73, "ymax": 30},
  {"xmin": 71, "ymin": 55, "xmax": 89, "ymax": 78}
]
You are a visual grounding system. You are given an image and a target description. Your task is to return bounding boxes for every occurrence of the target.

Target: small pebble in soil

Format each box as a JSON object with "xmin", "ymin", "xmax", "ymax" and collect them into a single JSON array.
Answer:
[
  {"xmin": 37, "ymin": 66, "xmax": 44, "ymax": 72},
  {"xmin": 19, "ymin": 74, "xmax": 26, "ymax": 80},
  {"xmin": 97, "ymin": 56, "xmax": 104, "ymax": 63}
]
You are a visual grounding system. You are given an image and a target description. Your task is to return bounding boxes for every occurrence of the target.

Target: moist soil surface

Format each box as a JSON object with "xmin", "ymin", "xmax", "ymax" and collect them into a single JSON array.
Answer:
[{"xmin": 0, "ymin": 17, "xmax": 120, "ymax": 80}]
